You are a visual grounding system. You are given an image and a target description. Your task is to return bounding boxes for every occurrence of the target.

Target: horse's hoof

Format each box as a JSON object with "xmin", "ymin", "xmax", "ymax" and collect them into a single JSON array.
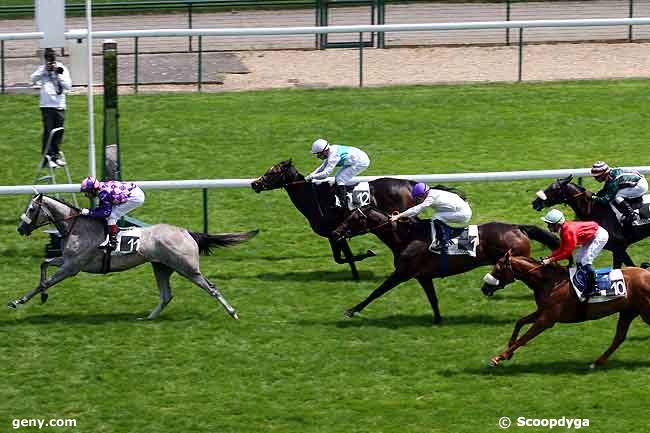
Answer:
[
  {"xmin": 231, "ymin": 311, "xmax": 240, "ymax": 320},
  {"xmin": 7, "ymin": 300, "xmax": 17, "ymax": 309},
  {"xmin": 589, "ymin": 363, "xmax": 597, "ymax": 370},
  {"xmin": 344, "ymin": 309, "xmax": 356, "ymax": 318},
  {"xmin": 40, "ymin": 292, "xmax": 49, "ymax": 304},
  {"xmin": 432, "ymin": 316, "xmax": 442, "ymax": 325},
  {"xmin": 488, "ymin": 357, "xmax": 501, "ymax": 367}
]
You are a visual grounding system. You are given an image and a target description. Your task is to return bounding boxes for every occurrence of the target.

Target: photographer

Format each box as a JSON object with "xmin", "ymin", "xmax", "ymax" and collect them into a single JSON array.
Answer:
[{"xmin": 31, "ymin": 48, "xmax": 72, "ymax": 168}]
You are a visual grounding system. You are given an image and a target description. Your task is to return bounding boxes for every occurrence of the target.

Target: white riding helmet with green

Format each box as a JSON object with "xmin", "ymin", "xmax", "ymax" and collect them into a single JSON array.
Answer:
[
  {"xmin": 541, "ymin": 209, "xmax": 565, "ymax": 224},
  {"xmin": 311, "ymin": 138, "xmax": 329, "ymax": 154}
]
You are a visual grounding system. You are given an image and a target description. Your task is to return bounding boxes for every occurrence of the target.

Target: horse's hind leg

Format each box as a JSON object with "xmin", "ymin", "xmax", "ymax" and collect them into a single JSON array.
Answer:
[
  {"xmin": 416, "ymin": 277, "xmax": 441, "ymax": 325},
  {"xmin": 591, "ymin": 311, "xmax": 637, "ymax": 369},
  {"xmin": 146, "ymin": 262, "xmax": 174, "ymax": 320},
  {"xmin": 185, "ymin": 272, "xmax": 239, "ymax": 320}
]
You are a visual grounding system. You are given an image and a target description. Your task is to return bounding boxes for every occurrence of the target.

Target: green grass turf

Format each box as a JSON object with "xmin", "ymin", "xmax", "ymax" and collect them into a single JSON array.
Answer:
[{"xmin": 1, "ymin": 81, "xmax": 649, "ymax": 433}]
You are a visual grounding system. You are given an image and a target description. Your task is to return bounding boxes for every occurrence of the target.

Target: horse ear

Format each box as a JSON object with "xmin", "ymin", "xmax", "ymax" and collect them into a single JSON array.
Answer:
[{"xmin": 558, "ymin": 175, "xmax": 573, "ymax": 183}]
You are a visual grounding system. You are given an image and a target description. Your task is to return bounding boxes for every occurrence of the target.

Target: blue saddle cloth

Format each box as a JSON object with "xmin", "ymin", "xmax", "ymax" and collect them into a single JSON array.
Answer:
[{"xmin": 572, "ymin": 268, "xmax": 612, "ymax": 293}]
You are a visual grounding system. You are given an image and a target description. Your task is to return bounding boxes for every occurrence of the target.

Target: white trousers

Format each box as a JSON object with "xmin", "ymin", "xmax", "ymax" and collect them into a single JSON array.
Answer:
[
  {"xmin": 575, "ymin": 227, "xmax": 609, "ymax": 266},
  {"xmin": 432, "ymin": 202, "xmax": 473, "ymax": 226},
  {"xmin": 335, "ymin": 160, "xmax": 370, "ymax": 186},
  {"xmin": 107, "ymin": 187, "xmax": 145, "ymax": 225},
  {"xmin": 615, "ymin": 176, "xmax": 649, "ymax": 200}
]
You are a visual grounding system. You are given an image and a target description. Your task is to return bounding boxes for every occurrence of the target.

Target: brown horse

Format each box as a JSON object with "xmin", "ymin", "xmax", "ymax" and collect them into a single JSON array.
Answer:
[
  {"xmin": 481, "ymin": 251, "xmax": 650, "ymax": 368},
  {"xmin": 332, "ymin": 206, "xmax": 560, "ymax": 324}
]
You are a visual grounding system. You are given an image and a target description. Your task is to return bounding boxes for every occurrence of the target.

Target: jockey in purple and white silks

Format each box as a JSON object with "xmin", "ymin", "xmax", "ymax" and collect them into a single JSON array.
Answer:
[
  {"xmin": 304, "ymin": 138, "xmax": 370, "ymax": 208},
  {"xmin": 79, "ymin": 176, "xmax": 145, "ymax": 249},
  {"xmin": 390, "ymin": 182, "xmax": 472, "ymax": 248}
]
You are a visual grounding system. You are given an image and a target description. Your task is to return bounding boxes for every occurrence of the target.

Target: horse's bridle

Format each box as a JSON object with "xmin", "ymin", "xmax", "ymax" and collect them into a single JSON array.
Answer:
[
  {"xmin": 254, "ymin": 169, "xmax": 306, "ymax": 191},
  {"xmin": 21, "ymin": 196, "xmax": 80, "ymax": 236},
  {"xmin": 340, "ymin": 207, "xmax": 396, "ymax": 237}
]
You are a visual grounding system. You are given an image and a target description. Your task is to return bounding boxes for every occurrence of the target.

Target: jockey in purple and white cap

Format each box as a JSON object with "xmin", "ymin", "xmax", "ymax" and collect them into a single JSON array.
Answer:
[{"xmin": 80, "ymin": 176, "xmax": 145, "ymax": 249}]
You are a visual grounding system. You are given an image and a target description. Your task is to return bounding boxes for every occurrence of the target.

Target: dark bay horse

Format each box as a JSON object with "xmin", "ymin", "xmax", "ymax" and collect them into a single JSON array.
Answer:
[
  {"xmin": 251, "ymin": 159, "xmax": 416, "ymax": 280},
  {"xmin": 481, "ymin": 252, "xmax": 650, "ymax": 368},
  {"xmin": 532, "ymin": 175, "xmax": 650, "ymax": 268},
  {"xmin": 11, "ymin": 194, "xmax": 258, "ymax": 320},
  {"xmin": 332, "ymin": 206, "xmax": 560, "ymax": 324}
]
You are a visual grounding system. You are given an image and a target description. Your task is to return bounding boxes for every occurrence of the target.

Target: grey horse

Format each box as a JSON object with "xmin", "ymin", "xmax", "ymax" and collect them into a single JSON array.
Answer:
[{"xmin": 10, "ymin": 194, "xmax": 258, "ymax": 320}]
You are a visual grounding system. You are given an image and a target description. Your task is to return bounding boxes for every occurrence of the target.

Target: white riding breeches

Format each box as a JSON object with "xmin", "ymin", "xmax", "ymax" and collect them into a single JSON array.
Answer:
[
  {"xmin": 432, "ymin": 202, "xmax": 473, "ymax": 226},
  {"xmin": 107, "ymin": 186, "xmax": 145, "ymax": 225},
  {"xmin": 575, "ymin": 227, "xmax": 609, "ymax": 266},
  {"xmin": 334, "ymin": 159, "xmax": 370, "ymax": 186},
  {"xmin": 615, "ymin": 176, "xmax": 649, "ymax": 200}
]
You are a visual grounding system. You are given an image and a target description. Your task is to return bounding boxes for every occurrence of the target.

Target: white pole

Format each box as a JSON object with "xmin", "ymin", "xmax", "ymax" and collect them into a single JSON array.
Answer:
[{"xmin": 85, "ymin": 0, "xmax": 95, "ymax": 178}]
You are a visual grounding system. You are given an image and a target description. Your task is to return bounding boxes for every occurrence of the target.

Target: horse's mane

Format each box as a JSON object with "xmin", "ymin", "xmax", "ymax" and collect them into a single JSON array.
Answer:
[
  {"xmin": 43, "ymin": 194, "xmax": 81, "ymax": 212},
  {"xmin": 512, "ymin": 256, "xmax": 568, "ymax": 281},
  {"xmin": 431, "ymin": 184, "xmax": 468, "ymax": 201}
]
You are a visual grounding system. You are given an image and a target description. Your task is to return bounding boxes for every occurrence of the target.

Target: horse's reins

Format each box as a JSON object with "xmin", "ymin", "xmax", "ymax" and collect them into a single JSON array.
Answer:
[{"xmin": 23, "ymin": 197, "xmax": 81, "ymax": 237}]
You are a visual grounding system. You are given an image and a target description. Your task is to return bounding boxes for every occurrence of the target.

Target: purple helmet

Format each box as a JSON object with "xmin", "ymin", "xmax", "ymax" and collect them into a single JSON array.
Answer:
[
  {"xmin": 412, "ymin": 182, "xmax": 430, "ymax": 199},
  {"xmin": 80, "ymin": 176, "xmax": 100, "ymax": 192}
]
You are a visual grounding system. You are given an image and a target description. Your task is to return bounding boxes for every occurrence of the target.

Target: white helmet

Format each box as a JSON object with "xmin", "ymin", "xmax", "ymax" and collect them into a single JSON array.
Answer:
[
  {"xmin": 311, "ymin": 138, "xmax": 329, "ymax": 154},
  {"xmin": 541, "ymin": 209, "xmax": 565, "ymax": 225}
]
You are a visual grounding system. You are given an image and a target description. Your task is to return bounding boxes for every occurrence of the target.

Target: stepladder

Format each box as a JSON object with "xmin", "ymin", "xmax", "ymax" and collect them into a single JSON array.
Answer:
[{"xmin": 33, "ymin": 127, "xmax": 78, "ymax": 207}]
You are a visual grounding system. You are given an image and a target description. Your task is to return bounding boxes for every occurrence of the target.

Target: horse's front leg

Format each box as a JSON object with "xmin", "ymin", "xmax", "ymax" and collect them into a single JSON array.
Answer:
[
  {"xmin": 8, "ymin": 265, "xmax": 78, "ymax": 309},
  {"xmin": 329, "ymin": 238, "xmax": 360, "ymax": 281},
  {"xmin": 416, "ymin": 277, "xmax": 441, "ymax": 324},
  {"xmin": 490, "ymin": 316, "xmax": 554, "ymax": 366},
  {"xmin": 39, "ymin": 257, "xmax": 65, "ymax": 303},
  {"xmin": 345, "ymin": 271, "xmax": 409, "ymax": 318},
  {"xmin": 507, "ymin": 310, "xmax": 539, "ymax": 349}
]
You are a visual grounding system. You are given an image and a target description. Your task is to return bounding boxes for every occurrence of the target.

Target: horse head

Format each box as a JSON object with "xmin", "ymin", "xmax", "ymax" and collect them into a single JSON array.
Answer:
[
  {"xmin": 332, "ymin": 206, "xmax": 391, "ymax": 241},
  {"xmin": 481, "ymin": 250, "xmax": 516, "ymax": 296},
  {"xmin": 251, "ymin": 159, "xmax": 301, "ymax": 193},
  {"xmin": 17, "ymin": 194, "xmax": 49, "ymax": 236},
  {"xmin": 532, "ymin": 175, "xmax": 581, "ymax": 211}
]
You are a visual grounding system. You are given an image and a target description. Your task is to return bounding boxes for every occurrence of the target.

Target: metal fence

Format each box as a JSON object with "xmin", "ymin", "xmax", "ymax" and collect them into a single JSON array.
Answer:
[{"xmin": 1, "ymin": 0, "xmax": 649, "ymax": 57}]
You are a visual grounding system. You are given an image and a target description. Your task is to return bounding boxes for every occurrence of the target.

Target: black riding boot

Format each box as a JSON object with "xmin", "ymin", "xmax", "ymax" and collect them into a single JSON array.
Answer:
[
  {"xmin": 109, "ymin": 225, "xmax": 118, "ymax": 250},
  {"xmin": 582, "ymin": 264, "xmax": 596, "ymax": 300},
  {"xmin": 433, "ymin": 220, "xmax": 449, "ymax": 250},
  {"xmin": 615, "ymin": 199, "xmax": 638, "ymax": 225},
  {"xmin": 334, "ymin": 185, "xmax": 348, "ymax": 209}
]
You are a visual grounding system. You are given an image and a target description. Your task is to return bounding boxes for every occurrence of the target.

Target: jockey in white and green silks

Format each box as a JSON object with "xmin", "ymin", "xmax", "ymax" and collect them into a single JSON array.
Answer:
[{"xmin": 304, "ymin": 138, "xmax": 370, "ymax": 207}]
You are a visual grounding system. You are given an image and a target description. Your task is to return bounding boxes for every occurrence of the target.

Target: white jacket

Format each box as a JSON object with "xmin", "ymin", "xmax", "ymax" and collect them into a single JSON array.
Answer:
[
  {"xmin": 308, "ymin": 145, "xmax": 369, "ymax": 180},
  {"xmin": 397, "ymin": 188, "xmax": 468, "ymax": 219},
  {"xmin": 31, "ymin": 62, "xmax": 72, "ymax": 109}
]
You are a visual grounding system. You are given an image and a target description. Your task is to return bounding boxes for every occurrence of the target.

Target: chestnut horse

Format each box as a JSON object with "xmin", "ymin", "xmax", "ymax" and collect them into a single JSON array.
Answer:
[
  {"xmin": 332, "ymin": 206, "xmax": 560, "ymax": 324},
  {"xmin": 481, "ymin": 252, "xmax": 650, "ymax": 368}
]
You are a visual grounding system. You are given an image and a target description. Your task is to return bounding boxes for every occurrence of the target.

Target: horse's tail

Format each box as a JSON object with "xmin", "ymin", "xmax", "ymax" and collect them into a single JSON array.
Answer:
[
  {"xmin": 189, "ymin": 230, "xmax": 259, "ymax": 256},
  {"xmin": 518, "ymin": 225, "xmax": 560, "ymax": 251}
]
